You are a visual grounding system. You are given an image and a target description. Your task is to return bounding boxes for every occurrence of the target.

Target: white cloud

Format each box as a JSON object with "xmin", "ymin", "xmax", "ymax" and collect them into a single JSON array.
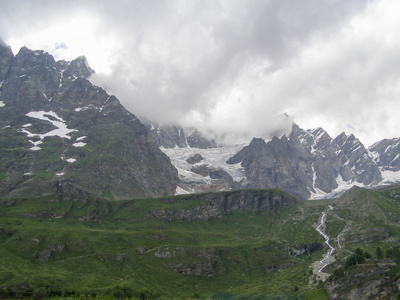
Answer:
[{"xmin": 1, "ymin": 0, "xmax": 399, "ymax": 146}]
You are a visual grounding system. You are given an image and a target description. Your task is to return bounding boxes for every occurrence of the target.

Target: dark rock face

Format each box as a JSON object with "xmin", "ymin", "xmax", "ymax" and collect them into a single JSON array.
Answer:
[
  {"xmin": 186, "ymin": 129, "xmax": 217, "ymax": 148},
  {"xmin": 287, "ymin": 243, "xmax": 323, "ymax": 257},
  {"xmin": 227, "ymin": 124, "xmax": 383, "ymax": 199},
  {"xmin": 0, "ymin": 44, "xmax": 179, "ymax": 199},
  {"xmin": 147, "ymin": 189, "xmax": 298, "ymax": 222},
  {"xmin": 186, "ymin": 153, "xmax": 204, "ymax": 164},
  {"xmin": 145, "ymin": 123, "xmax": 188, "ymax": 148},
  {"xmin": 144, "ymin": 122, "xmax": 217, "ymax": 149}
]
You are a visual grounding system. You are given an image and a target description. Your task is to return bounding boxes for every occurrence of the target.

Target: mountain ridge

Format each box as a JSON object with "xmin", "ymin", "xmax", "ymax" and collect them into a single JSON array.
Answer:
[
  {"xmin": 0, "ymin": 44, "xmax": 179, "ymax": 199},
  {"xmin": 159, "ymin": 122, "xmax": 400, "ymax": 199}
]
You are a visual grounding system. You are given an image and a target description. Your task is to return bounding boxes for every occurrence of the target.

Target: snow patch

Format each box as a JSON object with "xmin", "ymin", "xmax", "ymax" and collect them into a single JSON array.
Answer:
[
  {"xmin": 66, "ymin": 158, "xmax": 76, "ymax": 163},
  {"xmin": 74, "ymin": 104, "xmax": 102, "ymax": 112},
  {"xmin": 73, "ymin": 142, "xmax": 86, "ymax": 147},
  {"xmin": 76, "ymin": 136, "xmax": 86, "ymax": 141},
  {"xmin": 309, "ymin": 163, "xmax": 330, "ymax": 199},
  {"xmin": 0, "ymin": 101, "xmax": 5, "ymax": 107},
  {"xmin": 26, "ymin": 111, "xmax": 76, "ymax": 138},
  {"xmin": 175, "ymin": 186, "xmax": 190, "ymax": 195},
  {"xmin": 310, "ymin": 174, "xmax": 365, "ymax": 200},
  {"xmin": 21, "ymin": 111, "xmax": 77, "ymax": 151},
  {"xmin": 391, "ymin": 153, "xmax": 400, "ymax": 163},
  {"xmin": 380, "ymin": 168, "xmax": 400, "ymax": 184}
]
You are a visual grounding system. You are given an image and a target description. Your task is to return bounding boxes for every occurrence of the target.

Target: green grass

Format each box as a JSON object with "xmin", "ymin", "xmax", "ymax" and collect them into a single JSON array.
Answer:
[
  {"xmin": 304, "ymin": 288, "xmax": 329, "ymax": 300},
  {"xmin": 1, "ymin": 186, "xmax": 400, "ymax": 298}
]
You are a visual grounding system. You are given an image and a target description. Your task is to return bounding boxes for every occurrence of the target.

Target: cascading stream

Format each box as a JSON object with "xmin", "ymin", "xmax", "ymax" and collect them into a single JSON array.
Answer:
[{"xmin": 315, "ymin": 205, "xmax": 335, "ymax": 273}]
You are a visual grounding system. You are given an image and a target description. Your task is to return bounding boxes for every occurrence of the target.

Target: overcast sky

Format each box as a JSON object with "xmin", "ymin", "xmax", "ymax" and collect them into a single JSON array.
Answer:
[{"xmin": 1, "ymin": 0, "xmax": 400, "ymax": 146}]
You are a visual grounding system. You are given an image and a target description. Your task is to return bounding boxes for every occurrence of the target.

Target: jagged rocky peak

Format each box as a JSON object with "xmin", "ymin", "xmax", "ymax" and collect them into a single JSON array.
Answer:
[
  {"xmin": 143, "ymin": 120, "xmax": 217, "ymax": 149},
  {"xmin": 368, "ymin": 137, "xmax": 400, "ymax": 171},
  {"xmin": 330, "ymin": 132, "xmax": 382, "ymax": 185},
  {"xmin": 0, "ymin": 44, "xmax": 179, "ymax": 199},
  {"xmin": 64, "ymin": 56, "xmax": 94, "ymax": 78},
  {"xmin": 332, "ymin": 132, "xmax": 363, "ymax": 153},
  {"xmin": 186, "ymin": 129, "xmax": 217, "ymax": 148},
  {"xmin": 226, "ymin": 137, "xmax": 267, "ymax": 165},
  {"xmin": 289, "ymin": 124, "xmax": 331, "ymax": 154},
  {"xmin": 222, "ymin": 123, "xmax": 394, "ymax": 199},
  {"xmin": 15, "ymin": 46, "xmax": 56, "ymax": 67}
]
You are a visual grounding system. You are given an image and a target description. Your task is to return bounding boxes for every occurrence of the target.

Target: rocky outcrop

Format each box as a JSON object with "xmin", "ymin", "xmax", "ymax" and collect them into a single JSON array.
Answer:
[
  {"xmin": 0, "ymin": 44, "xmax": 179, "ymax": 199},
  {"xmin": 287, "ymin": 243, "xmax": 323, "ymax": 257},
  {"xmin": 186, "ymin": 153, "xmax": 204, "ymax": 164},
  {"xmin": 154, "ymin": 246, "xmax": 226, "ymax": 276},
  {"xmin": 324, "ymin": 259, "xmax": 398, "ymax": 299},
  {"xmin": 147, "ymin": 189, "xmax": 298, "ymax": 222},
  {"xmin": 38, "ymin": 243, "xmax": 65, "ymax": 262},
  {"xmin": 340, "ymin": 227, "xmax": 389, "ymax": 244}
]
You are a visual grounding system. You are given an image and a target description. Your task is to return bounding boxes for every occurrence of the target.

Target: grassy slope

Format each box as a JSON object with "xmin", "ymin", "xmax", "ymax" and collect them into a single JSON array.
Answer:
[
  {"xmin": 0, "ymin": 191, "xmax": 327, "ymax": 298},
  {"xmin": 1, "ymin": 186, "xmax": 400, "ymax": 298}
]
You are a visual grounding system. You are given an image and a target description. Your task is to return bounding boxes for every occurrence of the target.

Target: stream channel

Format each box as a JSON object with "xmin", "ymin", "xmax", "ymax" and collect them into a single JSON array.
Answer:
[{"xmin": 312, "ymin": 205, "xmax": 339, "ymax": 282}]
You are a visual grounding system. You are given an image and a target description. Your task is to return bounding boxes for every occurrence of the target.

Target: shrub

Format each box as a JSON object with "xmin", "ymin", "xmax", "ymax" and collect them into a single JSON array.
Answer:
[{"xmin": 376, "ymin": 247, "xmax": 384, "ymax": 259}]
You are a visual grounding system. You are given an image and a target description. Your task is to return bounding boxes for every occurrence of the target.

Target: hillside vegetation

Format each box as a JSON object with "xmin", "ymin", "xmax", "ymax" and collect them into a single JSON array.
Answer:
[{"xmin": 1, "ymin": 186, "xmax": 400, "ymax": 299}]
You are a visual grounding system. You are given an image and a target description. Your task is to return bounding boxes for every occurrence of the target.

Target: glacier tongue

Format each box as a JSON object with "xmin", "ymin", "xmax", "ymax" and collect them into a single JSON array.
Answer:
[{"xmin": 161, "ymin": 144, "xmax": 246, "ymax": 193}]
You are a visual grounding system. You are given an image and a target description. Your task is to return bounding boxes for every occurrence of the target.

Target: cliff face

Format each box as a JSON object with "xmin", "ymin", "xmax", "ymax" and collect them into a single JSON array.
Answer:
[
  {"xmin": 147, "ymin": 189, "xmax": 298, "ymax": 222},
  {"xmin": 0, "ymin": 44, "xmax": 179, "ymax": 199}
]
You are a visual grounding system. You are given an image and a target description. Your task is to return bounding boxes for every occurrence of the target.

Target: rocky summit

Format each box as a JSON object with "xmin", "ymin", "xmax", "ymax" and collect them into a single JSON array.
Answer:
[
  {"xmin": 0, "ymin": 44, "xmax": 178, "ymax": 199},
  {"xmin": 227, "ymin": 124, "xmax": 399, "ymax": 199}
]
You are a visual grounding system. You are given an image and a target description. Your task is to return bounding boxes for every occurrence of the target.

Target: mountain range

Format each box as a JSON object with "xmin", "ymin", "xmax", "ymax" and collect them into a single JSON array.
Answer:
[
  {"xmin": 1, "ymin": 43, "xmax": 400, "ymax": 201},
  {"xmin": 153, "ymin": 123, "xmax": 400, "ymax": 200}
]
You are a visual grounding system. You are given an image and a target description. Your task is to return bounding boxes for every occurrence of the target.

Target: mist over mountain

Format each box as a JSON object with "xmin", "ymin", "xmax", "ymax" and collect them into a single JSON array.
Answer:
[
  {"xmin": 1, "ymin": 42, "xmax": 400, "ymax": 202},
  {"xmin": 0, "ymin": 44, "xmax": 178, "ymax": 199}
]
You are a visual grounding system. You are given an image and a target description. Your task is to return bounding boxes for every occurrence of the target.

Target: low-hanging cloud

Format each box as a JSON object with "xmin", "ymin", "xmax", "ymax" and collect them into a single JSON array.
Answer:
[{"xmin": 1, "ymin": 0, "xmax": 400, "ymax": 146}]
